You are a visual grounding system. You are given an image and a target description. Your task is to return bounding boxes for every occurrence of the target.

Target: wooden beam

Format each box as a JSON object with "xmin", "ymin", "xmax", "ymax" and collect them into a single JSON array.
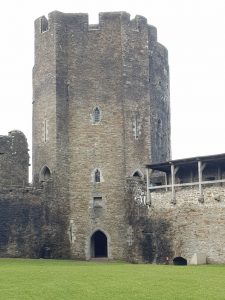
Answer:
[
  {"xmin": 165, "ymin": 172, "xmax": 168, "ymax": 191},
  {"xmin": 198, "ymin": 161, "xmax": 205, "ymax": 198},
  {"xmin": 198, "ymin": 160, "xmax": 202, "ymax": 196},
  {"xmin": 218, "ymin": 166, "xmax": 222, "ymax": 180},
  {"xmin": 174, "ymin": 166, "xmax": 179, "ymax": 175},
  {"xmin": 171, "ymin": 164, "xmax": 176, "ymax": 203},
  {"xmin": 148, "ymin": 178, "xmax": 225, "ymax": 190}
]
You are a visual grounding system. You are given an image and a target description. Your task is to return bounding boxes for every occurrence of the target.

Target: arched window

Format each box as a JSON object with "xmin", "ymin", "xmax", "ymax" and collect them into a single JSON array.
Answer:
[
  {"xmin": 93, "ymin": 107, "xmax": 101, "ymax": 123},
  {"xmin": 40, "ymin": 165, "xmax": 51, "ymax": 182},
  {"xmin": 133, "ymin": 171, "xmax": 141, "ymax": 177},
  {"xmin": 95, "ymin": 169, "xmax": 101, "ymax": 183},
  {"xmin": 132, "ymin": 169, "xmax": 143, "ymax": 178}
]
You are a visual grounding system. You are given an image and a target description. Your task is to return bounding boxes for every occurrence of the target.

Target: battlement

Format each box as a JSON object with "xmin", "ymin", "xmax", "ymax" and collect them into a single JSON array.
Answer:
[{"xmin": 35, "ymin": 11, "xmax": 156, "ymax": 36}]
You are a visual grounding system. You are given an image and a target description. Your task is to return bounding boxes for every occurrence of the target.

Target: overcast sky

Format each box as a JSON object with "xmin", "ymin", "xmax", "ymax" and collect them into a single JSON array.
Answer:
[{"xmin": 0, "ymin": 0, "xmax": 225, "ymax": 161}]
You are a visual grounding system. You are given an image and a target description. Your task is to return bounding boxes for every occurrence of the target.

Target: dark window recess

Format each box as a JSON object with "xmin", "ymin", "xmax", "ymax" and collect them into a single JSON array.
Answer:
[
  {"xmin": 94, "ymin": 108, "xmax": 100, "ymax": 123},
  {"xmin": 41, "ymin": 17, "xmax": 49, "ymax": 33},
  {"xmin": 93, "ymin": 197, "xmax": 102, "ymax": 208},
  {"xmin": 66, "ymin": 84, "xmax": 69, "ymax": 101},
  {"xmin": 95, "ymin": 169, "xmax": 100, "ymax": 182},
  {"xmin": 134, "ymin": 114, "xmax": 139, "ymax": 139},
  {"xmin": 133, "ymin": 171, "xmax": 141, "ymax": 177},
  {"xmin": 205, "ymin": 177, "xmax": 215, "ymax": 181},
  {"xmin": 44, "ymin": 120, "xmax": 47, "ymax": 142}
]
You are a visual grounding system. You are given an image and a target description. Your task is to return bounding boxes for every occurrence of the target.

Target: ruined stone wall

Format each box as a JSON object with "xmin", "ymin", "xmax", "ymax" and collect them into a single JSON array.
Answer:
[
  {"xmin": 0, "ymin": 187, "xmax": 43, "ymax": 257},
  {"xmin": 0, "ymin": 131, "xmax": 29, "ymax": 187},
  {"xmin": 0, "ymin": 182, "xmax": 70, "ymax": 259},
  {"xmin": 150, "ymin": 185, "xmax": 225, "ymax": 263}
]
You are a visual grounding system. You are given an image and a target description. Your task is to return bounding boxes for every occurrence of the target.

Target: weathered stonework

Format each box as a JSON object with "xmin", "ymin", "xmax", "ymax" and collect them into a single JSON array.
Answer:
[
  {"xmin": 0, "ymin": 11, "xmax": 224, "ymax": 264},
  {"xmin": 0, "ymin": 131, "xmax": 29, "ymax": 187},
  {"xmin": 32, "ymin": 11, "xmax": 170, "ymax": 260},
  {"xmin": 125, "ymin": 178, "xmax": 173, "ymax": 263},
  {"xmin": 150, "ymin": 185, "xmax": 225, "ymax": 264}
]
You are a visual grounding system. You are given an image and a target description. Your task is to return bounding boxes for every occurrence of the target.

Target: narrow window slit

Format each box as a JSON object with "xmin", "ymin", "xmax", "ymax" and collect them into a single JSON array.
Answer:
[
  {"xmin": 95, "ymin": 169, "xmax": 101, "ymax": 183},
  {"xmin": 44, "ymin": 120, "xmax": 47, "ymax": 142}
]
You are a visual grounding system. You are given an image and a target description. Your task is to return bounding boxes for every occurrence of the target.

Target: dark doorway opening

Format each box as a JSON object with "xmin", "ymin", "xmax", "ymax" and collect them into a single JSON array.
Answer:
[
  {"xmin": 91, "ymin": 230, "xmax": 108, "ymax": 258},
  {"xmin": 39, "ymin": 245, "xmax": 51, "ymax": 259},
  {"xmin": 173, "ymin": 256, "xmax": 187, "ymax": 265}
]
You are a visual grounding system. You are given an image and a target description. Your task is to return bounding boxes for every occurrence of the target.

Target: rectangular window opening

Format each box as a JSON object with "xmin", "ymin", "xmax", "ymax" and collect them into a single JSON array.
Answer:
[{"xmin": 93, "ymin": 197, "xmax": 103, "ymax": 208}]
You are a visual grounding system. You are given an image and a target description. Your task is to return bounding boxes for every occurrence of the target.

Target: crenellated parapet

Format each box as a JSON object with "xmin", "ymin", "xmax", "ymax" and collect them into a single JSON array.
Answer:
[{"xmin": 34, "ymin": 11, "xmax": 151, "ymax": 34}]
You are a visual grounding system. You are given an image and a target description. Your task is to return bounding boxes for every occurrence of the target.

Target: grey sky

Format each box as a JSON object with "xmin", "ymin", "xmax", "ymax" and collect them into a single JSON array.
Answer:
[{"xmin": 0, "ymin": 0, "xmax": 225, "ymax": 160}]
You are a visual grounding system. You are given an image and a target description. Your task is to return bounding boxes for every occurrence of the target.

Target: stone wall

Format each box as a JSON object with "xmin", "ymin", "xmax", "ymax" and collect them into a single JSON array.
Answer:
[
  {"xmin": 125, "ymin": 178, "xmax": 173, "ymax": 263},
  {"xmin": 0, "ymin": 131, "xmax": 29, "ymax": 187},
  {"xmin": 0, "ymin": 181, "xmax": 71, "ymax": 259},
  {"xmin": 148, "ymin": 27, "xmax": 171, "ymax": 163},
  {"xmin": 2, "ymin": 11, "xmax": 223, "ymax": 264},
  {"xmin": 32, "ymin": 11, "xmax": 171, "ymax": 260},
  {"xmin": 0, "ymin": 187, "xmax": 43, "ymax": 257},
  {"xmin": 150, "ymin": 184, "xmax": 225, "ymax": 263}
]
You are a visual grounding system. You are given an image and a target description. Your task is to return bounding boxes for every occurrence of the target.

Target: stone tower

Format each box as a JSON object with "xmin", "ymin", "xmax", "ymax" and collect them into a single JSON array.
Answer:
[{"xmin": 32, "ymin": 11, "xmax": 170, "ymax": 260}]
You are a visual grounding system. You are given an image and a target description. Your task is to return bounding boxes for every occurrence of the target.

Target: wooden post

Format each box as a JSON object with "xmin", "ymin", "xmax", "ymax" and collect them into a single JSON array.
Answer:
[
  {"xmin": 165, "ymin": 172, "xmax": 168, "ymax": 191},
  {"xmin": 218, "ymin": 166, "xmax": 222, "ymax": 186},
  {"xmin": 198, "ymin": 160, "xmax": 202, "ymax": 196},
  {"xmin": 198, "ymin": 160, "xmax": 206, "ymax": 202},
  {"xmin": 218, "ymin": 166, "xmax": 221, "ymax": 180},
  {"xmin": 190, "ymin": 169, "xmax": 193, "ymax": 183},
  {"xmin": 171, "ymin": 164, "xmax": 176, "ymax": 203}
]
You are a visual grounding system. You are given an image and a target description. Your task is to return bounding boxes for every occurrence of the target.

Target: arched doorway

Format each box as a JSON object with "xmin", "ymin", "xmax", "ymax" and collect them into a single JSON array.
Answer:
[
  {"xmin": 91, "ymin": 230, "xmax": 108, "ymax": 258},
  {"xmin": 173, "ymin": 256, "xmax": 187, "ymax": 265}
]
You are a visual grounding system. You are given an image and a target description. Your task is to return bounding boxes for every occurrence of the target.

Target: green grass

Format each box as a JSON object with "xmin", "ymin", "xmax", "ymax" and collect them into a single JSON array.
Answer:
[{"xmin": 0, "ymin": 259, "xmax": 225, "ymax": 300}]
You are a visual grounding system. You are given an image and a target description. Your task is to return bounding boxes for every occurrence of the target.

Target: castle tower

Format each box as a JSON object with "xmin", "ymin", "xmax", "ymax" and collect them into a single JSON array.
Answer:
[{"xmin": 33, "ymin": 11, "xmax": 170, "ymax": 260}]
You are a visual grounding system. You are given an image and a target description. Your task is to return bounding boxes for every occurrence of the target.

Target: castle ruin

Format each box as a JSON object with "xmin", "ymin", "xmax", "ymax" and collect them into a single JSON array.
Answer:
[{"xmin": 0, "ymin": 11, "xmax": 224, "ymax": 264}]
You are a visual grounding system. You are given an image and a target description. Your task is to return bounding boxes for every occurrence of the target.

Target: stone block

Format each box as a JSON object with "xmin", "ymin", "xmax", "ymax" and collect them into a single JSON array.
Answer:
[{"xmin": 189, "ymin": 253, "xmax": 206, "ymax": 265}]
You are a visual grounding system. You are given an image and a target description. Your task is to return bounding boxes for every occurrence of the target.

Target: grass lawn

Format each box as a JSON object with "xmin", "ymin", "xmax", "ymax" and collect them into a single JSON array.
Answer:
[{"xmin": 0, "ymin": 259, "xmax": 225, "ymax": 300}]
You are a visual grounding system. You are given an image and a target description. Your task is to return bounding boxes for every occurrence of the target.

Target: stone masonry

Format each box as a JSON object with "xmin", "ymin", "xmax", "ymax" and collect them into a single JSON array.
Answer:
[
  {"xmin": 149, "ymin": 186, "xmax": 225, "ymax": 264},
  {"xmin": 32, "ymin": 11, "xmax": 170, "ymax": 260},
  {"xmin": 0, "ymin": 131, "xmax": 29, "ymax": 187},
  {"xmin": 0, "ymin": 11, "xmax": 224, "ymax": 263}
]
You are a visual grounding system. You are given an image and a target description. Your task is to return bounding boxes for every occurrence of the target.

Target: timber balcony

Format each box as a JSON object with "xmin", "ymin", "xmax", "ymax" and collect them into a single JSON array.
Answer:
[{"xmin": 146, "ymin": 153, "xmax": 225, "ymax": 204}]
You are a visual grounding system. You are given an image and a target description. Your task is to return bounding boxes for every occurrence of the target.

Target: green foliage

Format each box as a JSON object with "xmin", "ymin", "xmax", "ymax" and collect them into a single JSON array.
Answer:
[
  {"xmin": 125, "ymin": 178, "xmax": 173, "ymax": 263},
  {"xmin": 0, "ymin": 259, "xmax": 225, "ymax": 300}
]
